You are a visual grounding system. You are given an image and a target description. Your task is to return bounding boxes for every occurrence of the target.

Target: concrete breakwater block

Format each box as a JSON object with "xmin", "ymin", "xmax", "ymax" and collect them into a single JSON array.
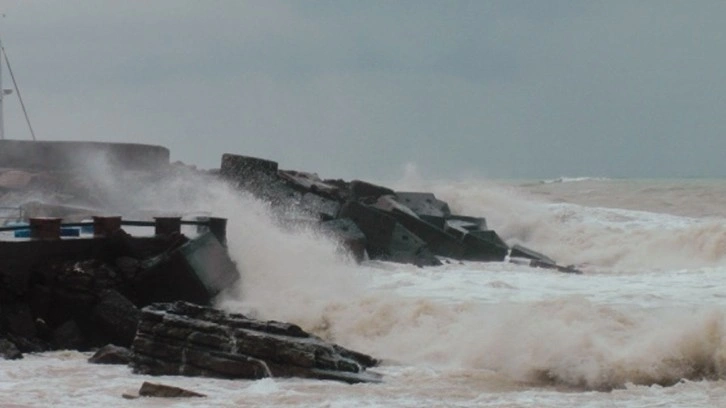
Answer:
[
  {"xmin": 393, "ymin": 192, "xmax": 451, "ymax": 228},
  {"xmin": 135, "ymin": 232, "xmax": 239, "ymax": 305},
  {"xmin": 220, "ymin": 154, "xmax": 278, "ymax": 189},
  {"xmin": 339, "ymin": 200, "xmax": 440, "ymax": 266},
  {"xmin": 318, "ymin": 218, "xmax": 367, "ymax": 262}
]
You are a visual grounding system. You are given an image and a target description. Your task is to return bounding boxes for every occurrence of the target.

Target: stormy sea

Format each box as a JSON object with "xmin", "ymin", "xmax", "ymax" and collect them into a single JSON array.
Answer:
[{"xmin": 3, "ymin": 176, "xmax": 726, "ymax": 407}]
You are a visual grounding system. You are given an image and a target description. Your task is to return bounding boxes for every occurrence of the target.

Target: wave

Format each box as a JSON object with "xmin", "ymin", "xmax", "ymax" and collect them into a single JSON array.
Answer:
[
  {"xmin": 109, "ymin": 167, "xmax": 726, "ymax": 391},
  {"xmin": 540, "ymin": 176, "xmax": 612, "ymax": 184},
  {"xmin": 221, "ymin": 263, "xmax": 726, "ymax": 391},
  {"xmin": 386, "ymin": 177, "xmax": 726, "ymax": 271}
]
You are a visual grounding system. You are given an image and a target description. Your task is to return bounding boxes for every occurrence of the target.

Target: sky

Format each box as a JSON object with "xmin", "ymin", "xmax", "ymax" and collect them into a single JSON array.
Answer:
[{"xmin": 0, "ymin": 0, "xmax": 724, "ymax": 180}]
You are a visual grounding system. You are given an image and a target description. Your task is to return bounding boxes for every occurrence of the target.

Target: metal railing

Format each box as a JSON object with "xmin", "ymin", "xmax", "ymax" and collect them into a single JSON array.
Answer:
[{"xmin": 0, "ymin": 216, "xmax": 227, "ymax": 244}]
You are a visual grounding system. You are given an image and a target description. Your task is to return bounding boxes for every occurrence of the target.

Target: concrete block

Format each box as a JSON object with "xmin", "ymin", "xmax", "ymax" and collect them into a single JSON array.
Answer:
[
  {"xmin": 319, "ymin": 218, "xmax": 367, "ymax": 263},
  {"xmin": 135, "ymin": 232, "xmax": 240, "ymax": 305},
  {"xmin": 349, "ymin": 180, "xmax": 395, "ymax": 200},
  {"xmin": 461, "ymin": 230, "xmax": 508, "ymax": 262},
  {"xmin": 394, "ymin": 192, "xmax": 451, "ymax": 228},
  {"xmin": 444, "ymin": 215, "xmax": 488, "ymax": 239},
  {"xmin": 510, "ymin": 243, "xmax": 556, "ymax": 265}
]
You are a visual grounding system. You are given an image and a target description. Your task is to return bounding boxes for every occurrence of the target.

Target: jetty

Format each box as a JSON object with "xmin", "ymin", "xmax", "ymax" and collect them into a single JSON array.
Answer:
[{"xmin": 0, "ymin": 140, "xmax": 577, "ymax": 384}]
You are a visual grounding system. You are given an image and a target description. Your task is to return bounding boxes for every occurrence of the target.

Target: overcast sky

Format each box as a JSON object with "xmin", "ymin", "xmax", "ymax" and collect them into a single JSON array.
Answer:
[{"xmin": 0, "ymin": 1, "xmax": 724, "ymax": 180}]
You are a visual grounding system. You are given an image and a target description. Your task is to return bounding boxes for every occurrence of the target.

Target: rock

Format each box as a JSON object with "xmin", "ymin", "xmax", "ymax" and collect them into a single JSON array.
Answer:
[
  {"xmin": 529, "ymin": 259, "xmax": 583, "ymax": 274},
  {"xmin": 278, "ymin": 170, "xmax": 340, "ymax": 199},
  {"xmin": 0, "ymin": 303, "xmax": 37, "ymax": 338},
  {"xmin": 131, "ymin": 301, "xmax": 381, "ymax": 384},
  {"xmin": 88, "ymin": 344, "xmax": 134, "ymax": 365},
  {"xmin": 138, "ymin": 381, "xmax": 206, "ymax": 398},
  {"xmin": 299, "ymin": 192, "xmax": 340, "ymax": 221},
  {"xmin": 0, "ymin": 338, "xmax": 23, "ymax": 360},
  {"xmin": 133, "ymin": 232, "xmax": 240, "ymax": 305},
  {"xmin": 509, "ymin": 243, "xmax": 556, "ymax": 264},
  {"xmin": 444, "ymin": 216, "xmax": 488, "ymax": 239},
  {"xmin": 339, "ymin": 200, "xmax": 441, "ymax": 267},
  {"xmin": 220, "ymin": 154, "xmax": 278, "ymax": 191},
  {"xmin": 368, "ymin": 195, "xmax": 465, "ymax": 259},
  {"xmin": 394, "ymin": 192, "xmax": 451, "ymax": 228},
  {"xmin": 52, "ymin": 320, "xmax": 87, "ymax": 350},
  {"xmin": 461, "ymin": 230, "xmax": 509, "ymax": 262},
  {"xmin": 318, "ymin": 218, "xmax": 367, "ymax": 263},
  {"xmin": 349, "ymin": 180, "xmax": 395, "ymax": 200},
  {"xmin": 91, "ymin": 290, "xmax": 140, "ymax": 347},
  {"xmin": 115, "ymin": 256, "xmax": 140, "ymax": 280}
]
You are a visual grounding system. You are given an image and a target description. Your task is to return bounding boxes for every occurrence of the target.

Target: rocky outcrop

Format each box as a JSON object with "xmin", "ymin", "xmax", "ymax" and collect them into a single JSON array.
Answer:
[
  {"xmin": 132, "ymin": 301, "xmax": 381, "ymax": 384},
  {"xmin": 0, "ymin": 230, "xmax": 240, "ymax": 359},
  {"xmin": 220, "ymin": 154, "xmax": 580, "ymax": 273}
]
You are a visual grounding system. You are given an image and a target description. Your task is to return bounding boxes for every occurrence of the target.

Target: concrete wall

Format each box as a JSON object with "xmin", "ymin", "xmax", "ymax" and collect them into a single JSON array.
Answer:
[{"xmin": 0, "ymin": 140, "xmax": 170, "ymax": 171}]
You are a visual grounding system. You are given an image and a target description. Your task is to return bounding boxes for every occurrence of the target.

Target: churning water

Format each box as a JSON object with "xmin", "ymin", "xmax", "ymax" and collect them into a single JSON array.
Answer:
[{"xmin": 4, "ymin": 176, "xmax": 726, "ymax": 407}]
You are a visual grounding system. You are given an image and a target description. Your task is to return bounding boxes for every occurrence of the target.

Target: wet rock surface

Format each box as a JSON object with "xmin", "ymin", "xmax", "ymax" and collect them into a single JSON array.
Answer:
[
  {"xmin": 131, "ymin": 301, "xmax": 381, "ymax": 384},
  {"xmin": 0, "ymin": 230, "xmax": 239, "ymax": 359},
  {"xmin": 219, "ymin": 154, "xmax": 579, "ymax": 272},
  {"xmin": 88, "ymin": 344, "xmax": 134, "ymax": 365}
]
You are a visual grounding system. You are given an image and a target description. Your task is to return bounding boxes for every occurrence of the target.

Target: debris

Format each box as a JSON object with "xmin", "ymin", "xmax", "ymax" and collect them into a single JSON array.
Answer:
[
  {"xmin": 137, "ymin": 381, "xmax": 206, "ymax": 398},
  {"xmin": 88, "ymin": 344, "xmax": 134, "ymax": 365}
]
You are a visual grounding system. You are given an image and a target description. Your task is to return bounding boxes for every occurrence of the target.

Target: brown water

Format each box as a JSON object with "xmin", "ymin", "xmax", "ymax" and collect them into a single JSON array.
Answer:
[{"xmin": 3, "ymin": 177, "xmax": 726, "ymax": 407}]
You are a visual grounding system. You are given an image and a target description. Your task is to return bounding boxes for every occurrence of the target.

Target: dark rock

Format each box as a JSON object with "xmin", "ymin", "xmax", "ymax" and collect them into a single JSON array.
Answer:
[
  {"xmin": 319, "ymin": 218, "xmax": 367, "ymax": 263},
  {"xmin": 115, "ymin": 256, "xmax": 140, "ymax": 280},
  {"xmin": 278, "ymin": 170, "xmax": 340, "ymax": 199},
  {"xmin": 299, "ymin": 192, "xmax": 341, "ymax": 221},
  {"xmin": 528, "ymin": 259, "xmax": 583, "ymax": 274},
  {"xmin": 461, "ymin": 230, "xmax": 509, "ymax": 262},
  {"xmin": 220, "ymin": 154, "xmax": 278, "ymax": 191},
  {"xmin": 138, "ymin": 381, "xmax": 206, "ymax": 398},
  {"xmin": 510, "ymin": 243, "xmax": 556, "ymax": 264},
  {"xmin": 0, "ymin": 338, "xmax": 23, "ymax": 360},
  {"xmin": 349, "ymin": 180, "xmax": 395, "ymax": 200},
  {"xmin": 88, "ymin": 344, "xmax": 134, "ymax": 365},
  {"xmin": 386, "ymin": 223, "xmax": 441, "ymax": 267},
  {"xmin": 444, "ymin": 216, "xmax": 488, "ymax": 239},
  {"xmin": 0, "ymin": 264, "xmax": 32, "ymax": 299},
  {"xmin": 1, "ymin": 303, "xmax": 37, "ymax": 338},
  {"xmin": 369, "ymin": 195, "xmax": 465, "ymax": 259},
  {"xmin": 259, "ymin": 178, "xmax": 303, "ymax": 208},
  {"xmin": 92, "ymin": 290, "xmax": 140, "ymax": 347},
  {"xmin": 131, "ymin": 301, "xmax": 381, "ymax": 384},
  {"xmin": 394, "ymin": 192, "xmax": 451, "ymax": 228},
  {"xmin": 52, "ymin": 320, "xmax": 87, "ymax": 350},
  {"xmin": 339, "ymin": 200, "xmax": 441, "ymax": 266},
  {"xmin": 134, "ymin": 232, "xmax": 240, "ymax": 305},
  {"xmin": 28, "ymin": 285, "xmax": 52, "ymax": 323}
]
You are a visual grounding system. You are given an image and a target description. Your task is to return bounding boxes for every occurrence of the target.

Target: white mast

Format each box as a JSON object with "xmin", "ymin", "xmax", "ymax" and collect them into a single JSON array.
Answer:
[
  {"xmin": 0, "ymin": 36, "xmax": 12, "ymax": 140},
  {"xmin": 0, "ymin": 35, "xmax": 4, "ymax": 140}
]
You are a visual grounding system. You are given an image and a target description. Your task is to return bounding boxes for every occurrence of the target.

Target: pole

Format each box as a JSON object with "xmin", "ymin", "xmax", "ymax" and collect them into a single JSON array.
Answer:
[{"xmin": 0, "ymin": 36, "xmax": 4, "ymax": 140}]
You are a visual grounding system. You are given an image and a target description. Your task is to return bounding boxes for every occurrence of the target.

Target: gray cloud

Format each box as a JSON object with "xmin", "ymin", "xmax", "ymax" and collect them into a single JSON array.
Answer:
[{"xmin": 1, "ymin": 0, "xmax": 725, "ymax": 180}]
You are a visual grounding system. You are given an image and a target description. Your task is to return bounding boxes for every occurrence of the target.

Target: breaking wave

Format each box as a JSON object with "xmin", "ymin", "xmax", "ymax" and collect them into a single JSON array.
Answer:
[
  {"xmin": 387, "ymin": 177, "xmax": 726, "ymax": 271},
  {"xmin": 107, "ymin": 167, "xmax": 726, "ymax": 391},
  {"xmin": 539, "ymin": 176, "xmax": 612, "ymax": 184}
]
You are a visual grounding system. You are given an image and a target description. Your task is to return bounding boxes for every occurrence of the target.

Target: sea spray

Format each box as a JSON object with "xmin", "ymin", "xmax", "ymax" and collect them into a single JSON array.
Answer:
[{"xmin": 73, "ymin": 165, "xmax": 726, "ymax": 391}]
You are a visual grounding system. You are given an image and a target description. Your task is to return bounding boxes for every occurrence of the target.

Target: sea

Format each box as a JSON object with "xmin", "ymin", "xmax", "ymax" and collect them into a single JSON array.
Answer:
[{"xmin": 3, "ymin": 176, "xmax": 726, "ymax": 407}]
